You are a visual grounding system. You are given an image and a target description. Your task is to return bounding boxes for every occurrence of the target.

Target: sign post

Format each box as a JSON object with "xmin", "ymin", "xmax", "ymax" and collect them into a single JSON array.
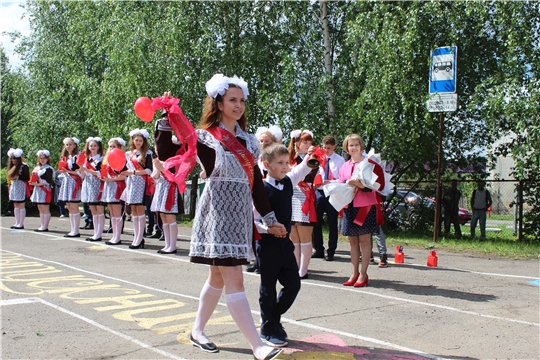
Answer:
[{"xmin": 428, "ymin": 46, "xmax": 458, "ymax": 242}]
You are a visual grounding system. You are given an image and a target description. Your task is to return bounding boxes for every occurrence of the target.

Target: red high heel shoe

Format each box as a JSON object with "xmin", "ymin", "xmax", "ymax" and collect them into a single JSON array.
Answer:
[
  {"xmin": 354, "ymin": 274, "xmax": 368, "ymax": 287},
  {"xmin": 343, "ymin": 274, "xmax": 359, "ymax": 286}
]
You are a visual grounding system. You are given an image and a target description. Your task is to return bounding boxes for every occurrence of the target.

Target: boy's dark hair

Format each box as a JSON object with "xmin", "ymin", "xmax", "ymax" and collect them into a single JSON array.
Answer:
[
  {"xmin": 262, "ymin": 143, "xmax": 289, "ymax": 164},
  {"xmin": 322, "ymin": 135, "xmax": 336, "ymax": 145}
]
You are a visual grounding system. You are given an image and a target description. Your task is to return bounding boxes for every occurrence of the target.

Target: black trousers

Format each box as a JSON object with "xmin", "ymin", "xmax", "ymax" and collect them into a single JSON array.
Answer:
[
  {"xmin": 312, "ymin": 190, "xmax": 339, "ymax": 256},
  {"xmin": 257, "ymin": 236, "xmax": 301, "ymax": 336}
]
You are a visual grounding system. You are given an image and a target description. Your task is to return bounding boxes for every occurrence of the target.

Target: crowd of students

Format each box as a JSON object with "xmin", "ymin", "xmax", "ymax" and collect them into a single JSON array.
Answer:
[{"xmin": 6, "ymin": 73, "xmax": 391, "ymax": 360}]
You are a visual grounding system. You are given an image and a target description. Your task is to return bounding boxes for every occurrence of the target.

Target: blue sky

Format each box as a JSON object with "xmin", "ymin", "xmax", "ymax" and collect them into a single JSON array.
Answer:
[{"xmin": 1, "ymin": 1, "xmax": 30, "ymax": 68}]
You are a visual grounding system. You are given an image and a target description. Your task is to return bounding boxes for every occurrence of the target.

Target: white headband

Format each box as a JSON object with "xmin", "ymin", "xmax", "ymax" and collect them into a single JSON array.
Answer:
[
  {"xmin": 129, "ymin": 129, "xmax": 150, "ymax": 139},
  {"xmin": 7, "ymin": 148, "xmax": 23, "ymax": 158},
  {"xmin": 290, "ymin": 129, "xmax": 313, "ymax": 140},
  {"xmin": 86, "ymin": 137, "xmax": 102, "ymax": 143},
  {"xmin": 205, "ymin": 74, "xmax": 249, "ymax": 99},
  {"xmin": 36, "ymin": 150, "xmax": 50, "ymax": 157},
  {"xmin": 63, "ymin": 137, "xmax": 80, "ymax": 145},
  {"xmin": 108, "ymin": 137, "xmax": 126, "ymax": 147},
  {"xmin": 256, "ymin": 125, "xmax": 283, "ymax": 142}
]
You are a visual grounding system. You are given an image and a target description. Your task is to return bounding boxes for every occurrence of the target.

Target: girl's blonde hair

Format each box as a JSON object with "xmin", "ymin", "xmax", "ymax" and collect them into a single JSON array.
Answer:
[{"xmin": 342, "ymin": 134, "xmax": 365, "ymax": 154}]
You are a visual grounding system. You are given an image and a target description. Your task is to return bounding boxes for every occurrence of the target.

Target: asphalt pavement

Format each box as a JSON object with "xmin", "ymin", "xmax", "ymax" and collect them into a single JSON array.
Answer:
[{"xmin": 1, "ymin": 216, "xmax": 539, "ymax": 360}]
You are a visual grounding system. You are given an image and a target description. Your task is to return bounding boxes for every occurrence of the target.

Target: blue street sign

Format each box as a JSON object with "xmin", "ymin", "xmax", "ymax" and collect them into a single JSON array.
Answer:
[{"xmin": 429, "ymin": 46, "xmax": 457, "ymax": 94}]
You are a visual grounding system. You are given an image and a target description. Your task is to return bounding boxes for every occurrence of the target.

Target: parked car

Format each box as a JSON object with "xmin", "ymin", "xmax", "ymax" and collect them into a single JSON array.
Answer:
[{"xmin": 424, "ymin": 197, "xmax": 472, "ymax": 225}]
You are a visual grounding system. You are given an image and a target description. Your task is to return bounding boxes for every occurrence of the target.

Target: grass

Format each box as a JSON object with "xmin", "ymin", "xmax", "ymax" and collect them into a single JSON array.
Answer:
[{"xmin": 327, "ymin": 226, "xmax": 540, "ymax": 260}]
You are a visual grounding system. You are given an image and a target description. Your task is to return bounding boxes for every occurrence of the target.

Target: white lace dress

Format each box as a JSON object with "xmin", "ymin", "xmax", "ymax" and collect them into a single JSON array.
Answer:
[{"xmin": 190, "ymin": 125, "xmax": 277, "ymax": 264}]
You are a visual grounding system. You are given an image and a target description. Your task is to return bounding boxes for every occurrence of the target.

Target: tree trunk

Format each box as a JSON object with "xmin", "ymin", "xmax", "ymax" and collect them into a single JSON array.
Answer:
[{"xmin": 319, "ymin": 0, "xmax": 335, "ymax": 129}]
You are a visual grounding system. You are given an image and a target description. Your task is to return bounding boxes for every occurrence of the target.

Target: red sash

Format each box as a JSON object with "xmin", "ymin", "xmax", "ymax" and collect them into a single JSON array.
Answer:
[
  {"xmin": 131, "ymin": 157, "xmax": 155, "ymax": 196},
  {"xmin": 99, "ymin": 165, "xmax": 127, "ymax": 201},
  {"xmin": 206, "ymin": 127, "xmax": 255, "ymax": 190},
  {"xmin": 84, "ymin": 159, "xmax": 96, "ymax": 171},
  {"xmin": 69, "ymin": 174, "xmax": 82, "ymax": 199},
  {"xmin": 164, "ymin": 177, "xmax": 177, "ymax": 211},
  {"xmin": 298, "ymin": 181, "xmax": 318, "ymax": 223}
]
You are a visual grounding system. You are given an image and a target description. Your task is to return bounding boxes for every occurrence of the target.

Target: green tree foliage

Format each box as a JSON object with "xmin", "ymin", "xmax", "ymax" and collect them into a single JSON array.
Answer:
[{"xmin": 5, "ymin": 1, "xmax": 539, "ymax": 237}]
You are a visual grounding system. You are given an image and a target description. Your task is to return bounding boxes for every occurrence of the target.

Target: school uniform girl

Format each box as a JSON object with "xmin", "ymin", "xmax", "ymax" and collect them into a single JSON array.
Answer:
[
  {"xmin": 57, "ymin": 137, "xmax": 82, "ymax": 237},
  {"xmin": 29, "ymin": 150, "xmax": 54, "ymax": 231},
  {"xmin": 6, "ymin": 148, "xmax": 30, "ymax": 229},
  {"xmin": 101, "ymin": 138, "xmax": 127, "ymax": 245},
  {"xmin": 151, "ymin": 113, "xmax": 183, "ymax": 254},
  {"xmin": 80, "ymin": 137, "xmax": 105, "ymax": 241},
  {"xmin": 120, "ymin": 129, "xmax": 153, "ymax": 249},
  {"xmin": 288, "ymin": 130, "xmax": 319, "ymax": 279}
]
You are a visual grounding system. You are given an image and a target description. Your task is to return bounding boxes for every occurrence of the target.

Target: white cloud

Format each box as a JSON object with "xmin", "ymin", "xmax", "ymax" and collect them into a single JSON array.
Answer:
[{"xmin": 1, "ymin": 1, "xmax": 30, "ymax": 68}]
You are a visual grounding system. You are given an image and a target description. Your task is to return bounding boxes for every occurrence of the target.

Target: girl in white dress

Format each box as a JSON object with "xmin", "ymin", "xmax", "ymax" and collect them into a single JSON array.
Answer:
[
  {"xmin": 288, "ymin": 130, "xmax": 319, "ymax": 279},
  {"xmin": 7, "ymin": 148, "xmax": 29, "ymax": 229},
  {"xmin": 120, "ymin": 129, "xmax": 153, "ymax": 249},
  {"xmin": 80, "ymin": 137, "xmax": 105, "ymax": 241},
  {"xmin": 101, "ymin": 138, "xmax": 127, "ymax": 245},
  {"xmin": 29, "ymin": 150, "xmax": 54, "ymax": 231},
  {"xmin": 188, "ymin": 74, "xmax": 284, "ymax": 360},
  {"xmin": 57, "ymin": 137, "xmax": 83, "ymax": 237}
]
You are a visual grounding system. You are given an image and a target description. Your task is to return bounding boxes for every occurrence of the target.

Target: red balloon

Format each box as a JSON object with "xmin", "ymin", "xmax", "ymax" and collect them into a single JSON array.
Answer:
[
  {"xmin": 134, "ymin": 97, "xmax": 154, "ymax": 122},
  {"xmin": 108, "ymin": 148, "xmax": 127, "ymax": 172}
]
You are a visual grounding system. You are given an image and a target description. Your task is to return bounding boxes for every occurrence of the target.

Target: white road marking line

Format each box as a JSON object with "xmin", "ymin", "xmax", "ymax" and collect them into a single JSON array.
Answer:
[
  {"xmin": 1, "ymin": 250, "xmax": 440, "ymax": 358},
  {"xmin": 1, "ymin": 297, "xmax": 186, "ymax": 360},
  {"xmin": 4, "ymin": 226, "xmax": 537, "ymax": 281}
]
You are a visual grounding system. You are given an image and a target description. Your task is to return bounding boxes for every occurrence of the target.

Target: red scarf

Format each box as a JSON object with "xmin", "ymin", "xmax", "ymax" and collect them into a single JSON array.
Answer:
[
  {"xmin": 206, "ymin": 127, "xmax": 255, "ymax": 190},
  {"xmin": 298, "ymin": 181, "xmax": 318, "ymax": 223},
  {"xmin": 98, "ymin": 165, "xmax": 126, "ymax": 200}
]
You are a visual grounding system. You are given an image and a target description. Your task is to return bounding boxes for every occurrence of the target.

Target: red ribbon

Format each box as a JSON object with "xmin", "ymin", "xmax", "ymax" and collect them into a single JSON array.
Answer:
[
  {"xmin": 151, "ymin": 96, "xmax": 197, "ymax": 194},
  {"xmin": 206, "ymin": 126, "xmax": 255, "ymax": 190},
  {"xmin": 164, "ymin": 180, "xmax": 177, "ymax": 211},
  {"xmin": 43, "ymin": 186, "xmax": 53, "ymax": 203},
  {"xmin": 131, "ymin": 158, "xmax": 155, "ymax": 196},
  {"xmin": 298, "ymin": 181, "xmax": 318, "ymax": 223},
  {"xmin": 69, "ymin": 174, "xmax": 82, "ymax": 199}
]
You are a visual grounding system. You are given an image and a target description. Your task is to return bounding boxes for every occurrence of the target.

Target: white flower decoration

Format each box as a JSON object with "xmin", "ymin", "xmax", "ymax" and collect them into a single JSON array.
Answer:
[
  {"xmin": 268, "ymin": 125, "xmax": 283, "ymax": 142},
  {"xmin": 302, "ymin": 130, "xmax": 314, "ymax": 138},
  {"xmin": 290, "ymin": 130, "xmax": 302, "ymax": 139},
  {"xmin": 63, "ymin": 137, "xmax": 79, "ymax": 145}
]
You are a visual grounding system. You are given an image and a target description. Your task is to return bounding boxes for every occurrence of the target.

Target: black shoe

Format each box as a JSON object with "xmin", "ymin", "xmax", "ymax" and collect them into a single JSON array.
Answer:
[
  {"xmin": 300, "ymin": 273, "xmax": 309, "ymax": 280},
  {"xmin": 64, "ymin": 233, "xmax": 80, "ymax": 238},
  {"xmin": 148, "ymin": 232, "xmax": 162, "ymax": 239},
  {"xmin": 255, "ymin": 348, "xmax": 283, "ymax": 360},
  {"xmin": 378, "ymin": 254, "xmax": 388, "ymax": 268},
  {"xmin": 129, "ymin": 239, "xmax": 145, "ymax": 249},
  {"xmin": 325, "ymin": 255, "xmax": 334, "ymax": 261},
  {"xmin": 189, "ymin": 333, "xmax": 219, "ymax": 353},
  {"xmin": 35, "ymin": 229, "xmax": 49, "ymax": 232},
  {"xmin": 311, "ymin": 251, "xmax": 325, "ymax": 259},
  {"xmin": 3, "ymin": 211, "xmax": 13, "ymax": 217},
  {"xmin": 86, "ymin": 237, "xmax": 102, "ymax": 242},
  {"xmin": 246, "ymin": 264, "xmax": 259, "ymax": 273},
  {"xmin": 10, "ymin": 225, "xmax": 24, "ymax": 229},
  {"xmin": 105, "ymin": 241, "xmax": 122, "ymax": 245},
  {"xmin": 157, "ymin": 249, "xmax": 177, "ymax": 254}
]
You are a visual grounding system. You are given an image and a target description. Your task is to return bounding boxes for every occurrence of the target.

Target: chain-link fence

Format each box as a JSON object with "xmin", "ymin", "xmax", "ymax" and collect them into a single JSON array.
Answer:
[{"xmin": 384, "ymin": 180, "xmax": 527, "ymax": 240}]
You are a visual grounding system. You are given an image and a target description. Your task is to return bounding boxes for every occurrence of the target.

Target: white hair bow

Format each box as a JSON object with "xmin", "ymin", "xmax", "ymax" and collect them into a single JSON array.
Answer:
[
  {"xmin": 108, "ymin": 138, "xmax": 126, "ymax": 147},
  {"xmin": 36, "ymin": 150, "xmax": 50, "ymax": 157},
  {"xmin": 205, "ymin": 74, "xmax": 249, "ymax": 99},
  {"xmin": 7, "ymin": 148, "xmax": 23, "ymax": 158},
  {"xmin": 129, "ymin": 129, "xmax": 150, "ymax": 139},
  {"xmin": 63, "ymin": 137, "xmax": 80, "ymax": 145},
  {"xmin": 86, "ymin": 137, "xmax": 102, "ymax": 143}
]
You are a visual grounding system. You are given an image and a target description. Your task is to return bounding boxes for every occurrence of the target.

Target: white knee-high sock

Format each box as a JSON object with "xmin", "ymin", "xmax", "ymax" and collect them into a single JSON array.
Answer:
[
  {"xmin": 69, "ymin": 213, "xmax": 80, "ymax": 235},
  {"xmin": 92, "ymin": 215, "xmax": 99, "ymax": 239},
  {"xmin": 226, "ymin": 292, "xmax": 273, "ymax": 359},
  {"xmin": 14, "ymin": 208, "xmax": 21, "ymax": 227},
  {"xmin": 110, "ymin": 217, "xmax": 122, "ymax": 243},
  {"xmin": 19, "ymin": 208, "xmax": 26, "ymax": 227},
  {"xmin": 161, "ymin": 223, "xmax": 170, "ymax": 251},
  {"xmin": 95, "ymin": 214, "xmax": 105, "ymax": 239},
  {"xmin": 43, "ymin": 213, "xmax": 51, "ymax": 230},
  {"xmin": 167, "ymin": 223, "xmax": 177, "ymax": 251},
  {"xmin": 138, "ymin": 215, "xmax": 146, "ymax": 239},
  {"xmin": 39, "ymin": 213, "xmax": 44, "ymax": 229},
  {"xmin": 191, "ymin": 282, "xmax": 223, "ymax": 344},
  {"xmin": 293, "ymin": 243, "xmax": 301, "ymax": 267},
  {"xmin": 131, "ymin": 215, "xmax": 140, "ymax": 244},
  {"xmin": 299, "ymin": 242, "xmax": 312, "ymax": 277},
  {"xmin": 131, "ymin": 215, "xmax": 145, "ymax": 246}
]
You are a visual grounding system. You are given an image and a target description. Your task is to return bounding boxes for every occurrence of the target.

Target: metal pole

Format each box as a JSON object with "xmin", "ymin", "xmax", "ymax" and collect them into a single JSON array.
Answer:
[
  {"xmin": 518, "ymin": 180, "xmax": 523, "ymax": 241},
  {"xmin": 434, "ymin": 112, "xmax": 444, "ymax": 242}
]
